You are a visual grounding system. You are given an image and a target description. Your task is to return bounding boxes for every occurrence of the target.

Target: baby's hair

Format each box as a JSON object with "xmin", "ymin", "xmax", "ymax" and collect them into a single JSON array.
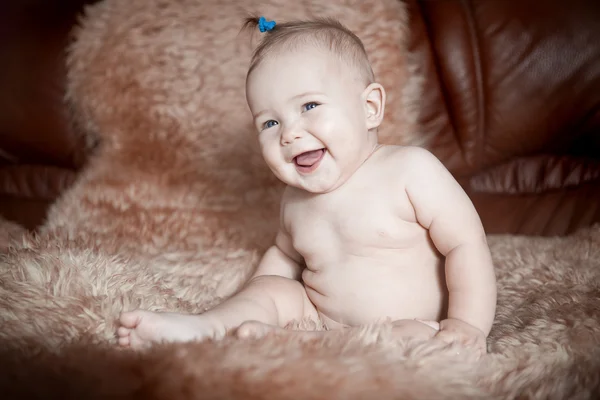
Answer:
[{"xmin": 242, "ymin": 16, "xmax": 375, "ymax": 84}]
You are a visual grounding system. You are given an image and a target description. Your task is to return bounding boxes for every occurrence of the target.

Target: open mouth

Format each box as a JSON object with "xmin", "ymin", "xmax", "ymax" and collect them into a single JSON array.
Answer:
[{"xmin": 293, "ymin": 148, "xmax": 326, "ymax": 174}]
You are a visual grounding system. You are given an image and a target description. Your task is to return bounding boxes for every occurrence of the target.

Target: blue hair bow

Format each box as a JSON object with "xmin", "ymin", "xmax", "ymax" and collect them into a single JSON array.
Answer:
[{"xmin": 258, "ymin": 16, "xmax": 276, "ymax": 32}]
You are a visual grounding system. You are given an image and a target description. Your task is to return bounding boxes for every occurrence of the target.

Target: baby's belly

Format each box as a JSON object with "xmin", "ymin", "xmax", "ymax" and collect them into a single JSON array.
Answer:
[{"xmin": 302, "ymin": 251, "xmax": 446, "ymax": 329}]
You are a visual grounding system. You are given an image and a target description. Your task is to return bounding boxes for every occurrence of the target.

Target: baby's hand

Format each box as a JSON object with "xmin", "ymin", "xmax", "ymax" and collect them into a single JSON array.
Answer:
[{"xmin": 434, "ymin": 318, "xmax": 487, "ymax": 355}]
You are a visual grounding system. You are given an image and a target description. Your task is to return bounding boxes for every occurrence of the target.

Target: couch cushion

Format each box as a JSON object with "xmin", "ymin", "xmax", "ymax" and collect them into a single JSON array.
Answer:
[
  {"xmin": 0, "ymin": 165, "xmax": 77, "ymax": 229},
  {"xmin": 406, "ymin": 0, "xmax": 600, "ymax": 176},
  {"xmin": 0, "ymin": 0, "xmax": 99, "ymax": 169},
  {"xmin": 464, "ymin": 155, "xmax": 600, "ymax": 235}
]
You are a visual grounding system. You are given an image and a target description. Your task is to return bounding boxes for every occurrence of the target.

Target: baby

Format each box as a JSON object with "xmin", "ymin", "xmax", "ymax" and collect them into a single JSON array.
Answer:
[{"xmin": 117, "ymin": 17, "xmax": 497, "ymax": 353}]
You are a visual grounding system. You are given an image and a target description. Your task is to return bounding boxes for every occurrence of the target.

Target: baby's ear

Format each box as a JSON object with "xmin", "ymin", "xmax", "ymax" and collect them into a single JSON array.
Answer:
[{"xmin": 362, "ymin": 83, "xmax": 386, "ymax": 130}]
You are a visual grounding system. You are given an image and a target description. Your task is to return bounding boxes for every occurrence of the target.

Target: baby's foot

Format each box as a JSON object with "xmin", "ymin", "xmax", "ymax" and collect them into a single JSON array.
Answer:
[
  {"xmin": 391, "ymin": 319, "xmax": 439, "ymax": 340},
  {"xmin": 117, "ymin": 310, "xmax": 225, "ymax": 349},
  {"xmin": 416, "ymin": 319, "xmax": 441, "ymax": 331}
]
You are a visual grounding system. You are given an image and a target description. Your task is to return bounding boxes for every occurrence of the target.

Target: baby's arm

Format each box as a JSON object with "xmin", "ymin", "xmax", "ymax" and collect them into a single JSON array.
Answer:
[
  {"xmin": 201, "ymin": 229, "xmax": 311, "ymax": 333},
  {"xmin": 403, "ymin": 148, "xmax": 496, "ymax": 348}
]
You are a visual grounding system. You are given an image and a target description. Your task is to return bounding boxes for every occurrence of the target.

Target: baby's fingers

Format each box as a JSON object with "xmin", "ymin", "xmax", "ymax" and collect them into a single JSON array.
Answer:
[
  {"xmin": 433, "ymin": 329, "xmax": 461, "ymax": 344},
  {"xmin": 434, "ymin": 330, "xmax": 486, "ymax": 358}
]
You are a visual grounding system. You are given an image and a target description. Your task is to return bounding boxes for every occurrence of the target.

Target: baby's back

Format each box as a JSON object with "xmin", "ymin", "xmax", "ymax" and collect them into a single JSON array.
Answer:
[{"xmin": 282, "ymin": 146, "xmax": 447, "ymax": 328}]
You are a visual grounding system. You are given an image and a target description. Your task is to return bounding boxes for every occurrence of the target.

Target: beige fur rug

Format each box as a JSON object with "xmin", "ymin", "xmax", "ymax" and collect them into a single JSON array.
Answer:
[{"xmin": 1, "ymin": 0, "xmax": 600, "ymax": 398}]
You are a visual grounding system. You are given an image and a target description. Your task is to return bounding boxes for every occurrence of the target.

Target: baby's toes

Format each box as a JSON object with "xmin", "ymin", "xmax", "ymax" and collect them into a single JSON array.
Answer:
[
  {"xmin": 117, "ymin": 334, "xmax": 131, "ymax": 347},
  {"xmin": 117, "ymin": 326, "xmax": 131, "ymax": 338},
  {"xmin": 117, "ymin": 326, "xmax": 132, "ymax": 347},
  {"xmin": 119, "ymin": 311, "xmax": 143, "ymax": 328},
  {"xmin": 126, "ymin": 330, "xmax": 152, "ymax": 350}
]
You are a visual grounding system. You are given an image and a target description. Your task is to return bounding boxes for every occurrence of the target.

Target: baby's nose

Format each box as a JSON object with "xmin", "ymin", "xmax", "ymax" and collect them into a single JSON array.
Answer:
[{"xmin": 280, "ymin": 125, "xmax": 303, "ymax": 145}]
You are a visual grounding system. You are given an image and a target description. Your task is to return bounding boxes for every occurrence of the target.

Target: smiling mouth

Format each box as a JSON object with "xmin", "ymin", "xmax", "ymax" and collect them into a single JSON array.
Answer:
[{"xmin": 293, "ymin": 149, "xmax": 326, "ymax": 173}]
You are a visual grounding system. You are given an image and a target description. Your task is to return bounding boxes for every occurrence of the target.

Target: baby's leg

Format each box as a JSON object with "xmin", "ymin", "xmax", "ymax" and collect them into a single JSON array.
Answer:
[
  {"xmin": 118, "ymin": 275, "xmax": 315, "ymax": 349},
  {"xmin": 236, "ymin": 319, "xmax": 440, "ymax": 342},
  {"xmin": 236, "ymin": 282, "xmax": 319, "ymax": 338},
  {"xmin": 391, "ymin": 319, "xmax": 439, "ymax": 340}
]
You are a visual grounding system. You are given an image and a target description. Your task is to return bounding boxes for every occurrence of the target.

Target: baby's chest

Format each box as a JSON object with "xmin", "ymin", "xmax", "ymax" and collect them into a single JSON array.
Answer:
[{"xmin": 286, "ymin": 190, "xmax": 418, "ymax": 257}]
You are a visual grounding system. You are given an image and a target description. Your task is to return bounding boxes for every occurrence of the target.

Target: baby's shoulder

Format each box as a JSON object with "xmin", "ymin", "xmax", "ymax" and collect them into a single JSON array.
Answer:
[{"xmin": 379, "ymin": 145, "xmax": 442, "ymax": 172}]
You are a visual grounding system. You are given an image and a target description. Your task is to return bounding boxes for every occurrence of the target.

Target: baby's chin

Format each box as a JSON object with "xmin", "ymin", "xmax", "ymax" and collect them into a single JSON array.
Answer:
[
  {"xmin": 270, "ymin": 166, "xmax": 346, "ymax": 194},
  {"xmin": 287, "ymin": 177, "xmax": 346, "ymax": 194}
]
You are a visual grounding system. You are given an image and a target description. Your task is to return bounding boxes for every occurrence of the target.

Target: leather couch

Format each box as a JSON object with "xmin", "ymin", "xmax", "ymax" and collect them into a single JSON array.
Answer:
[
  {"xmin": 1, "ymin": 0, "xmax": 598, "ymax": 235},
  {"xmin": 0, "ymin": 0, "xmax": 99, "ymax": 230}
]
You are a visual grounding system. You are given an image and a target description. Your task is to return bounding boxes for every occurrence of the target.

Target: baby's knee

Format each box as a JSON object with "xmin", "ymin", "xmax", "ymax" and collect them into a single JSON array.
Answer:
[
  {"xmin": 250, "ymin": 275, "xmax": 317, "ymax": 321},
  {"xmin": 249, "ymin": 275, "xmax": 307, "ymax": 306}
]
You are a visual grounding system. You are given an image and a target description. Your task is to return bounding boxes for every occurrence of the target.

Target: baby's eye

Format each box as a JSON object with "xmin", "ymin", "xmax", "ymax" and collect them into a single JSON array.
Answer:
[
  {"xmin": 263, "ymin": 120, "xmax": 278, "ymax": 130},
  {"xmin": 302, "ymin": 102, "xmax": 319, "ymax": 112}
]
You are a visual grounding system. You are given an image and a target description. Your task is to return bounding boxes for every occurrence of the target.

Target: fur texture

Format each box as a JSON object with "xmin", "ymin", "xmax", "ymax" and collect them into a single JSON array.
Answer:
[
  {"xmin": 0, "ymin": 217, "xmax": 25, "ymax": 251},
  {"xmin": 1, "ymin": 0, "xmax": 599, "ymax": 398}
]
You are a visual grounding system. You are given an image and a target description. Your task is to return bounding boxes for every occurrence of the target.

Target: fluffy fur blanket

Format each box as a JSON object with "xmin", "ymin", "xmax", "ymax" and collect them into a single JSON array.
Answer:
[{"xmin": 1, "ymin": 0, "xmax": 600, "ymax": 398}]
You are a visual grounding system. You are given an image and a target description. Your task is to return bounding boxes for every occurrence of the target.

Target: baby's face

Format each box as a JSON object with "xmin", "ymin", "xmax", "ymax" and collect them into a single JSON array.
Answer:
[{"xmin": 246, "ymin": 46, "xmax": 376, "ymax": 193}]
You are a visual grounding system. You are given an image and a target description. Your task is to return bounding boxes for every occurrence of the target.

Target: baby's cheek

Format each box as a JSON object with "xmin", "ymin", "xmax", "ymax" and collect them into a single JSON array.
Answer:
[
  {"xmin": 261, "ymin": 151, "xmax": 290, "ymax": 183},
  {"xmin": 259, "ymin": 145, "xmax": 277, "ymax": 165},
  {"xmin": 265, "ymin": 150, "xmax": 282, "ymax": 167}
]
